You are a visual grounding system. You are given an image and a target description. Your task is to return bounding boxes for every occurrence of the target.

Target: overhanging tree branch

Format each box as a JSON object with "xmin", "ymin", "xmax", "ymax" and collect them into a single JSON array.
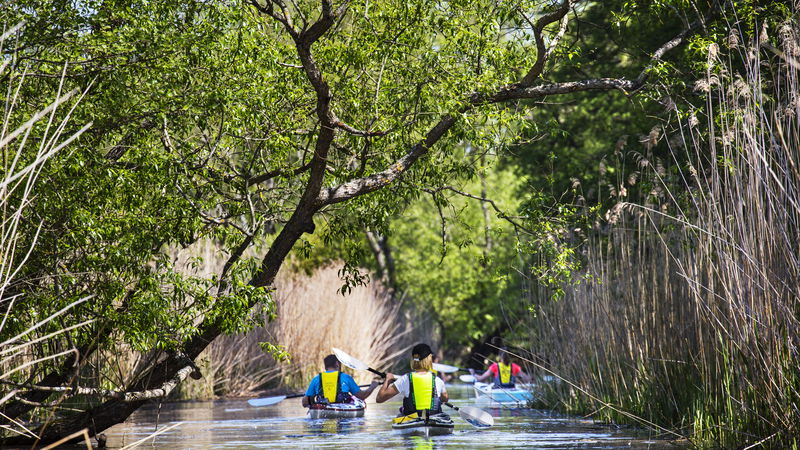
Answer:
[
  {"xmin": 317, "ymin": 22, "xmax": 700, "ymax": 207},
  {"xmin": 520, "ymin": 0, "xmax": 573, "ymax": 85},
  {"xmin": 2, "ymin": 361, "xmax": 201, "ymax": 403},
  {"xmin": 424, "ymin": 186, "xmax": 537, "ymax": 236}
]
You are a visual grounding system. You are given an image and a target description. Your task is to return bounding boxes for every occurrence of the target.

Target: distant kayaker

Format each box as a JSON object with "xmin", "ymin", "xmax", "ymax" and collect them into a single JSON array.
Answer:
[
  {"xmin": 302, "ymin": 354, "xmax": 380, "ymax": 407},
  {"xmin": 376, "ymin": 343, "xmax": 449, "ymax": 418},
  {"xmin": 470, "ymin": 348, "xmax": 531, "ymax": 388}
]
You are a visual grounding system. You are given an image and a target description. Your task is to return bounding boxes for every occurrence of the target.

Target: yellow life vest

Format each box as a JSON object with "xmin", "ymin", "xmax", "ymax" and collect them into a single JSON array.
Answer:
[
  {"xmin": 410, "ymin": 372, "xmax": 434, "ymax": 411},
  {"xmin": 498, "ymin": 363, "xmax": 512, "ymax": 384},
  {"xmin": 320, "ymin": 371, "xmax": 341, "ymax": 403}
]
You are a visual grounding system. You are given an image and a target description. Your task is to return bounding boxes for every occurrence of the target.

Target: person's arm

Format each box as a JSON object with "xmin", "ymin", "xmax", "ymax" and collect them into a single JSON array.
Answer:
[
  {"xmin": 301, "ymin": 377, "xmax": 319, "ymax": 407},
  {"xmin": 513, "ymin": 364, "xmax": 531, "ymax": 383},
  {"xmin": 355, "ymin": 379, "xmax": 381, "ymax": 400},
  {"xmin": 474, "ymin": 369, "xmax": 493, "ymax": 382},
  {"xmin": 437, "ymin": 379, "xmax": 449, "ymax": 403},
  {"xmin": 376, "ymin": 373, "xmax": 399, "ymax": 403}
]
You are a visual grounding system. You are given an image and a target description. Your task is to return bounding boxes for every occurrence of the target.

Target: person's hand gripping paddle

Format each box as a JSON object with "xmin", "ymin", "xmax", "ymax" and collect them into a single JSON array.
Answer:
[{"xmin": 332, "ymin": 347, "xmax": 494, "ymax": 428}]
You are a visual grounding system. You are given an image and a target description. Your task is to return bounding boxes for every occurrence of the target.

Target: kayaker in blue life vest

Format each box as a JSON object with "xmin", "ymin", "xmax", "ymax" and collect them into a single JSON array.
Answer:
[
  {"xmin": 375, "ymin": 343, "xmax": 449, "ymax": 417},
  {"xmin": 302, "ymin": 354, "xmax": 380, "ymax": 407},
  {"xmin": 470, "ymin": 348, "xmax": 531, "ymax": 388}
]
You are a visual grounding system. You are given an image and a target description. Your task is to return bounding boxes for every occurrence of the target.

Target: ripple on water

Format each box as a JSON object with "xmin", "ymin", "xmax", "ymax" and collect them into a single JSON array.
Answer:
[{"xmin": 102, "ymin": 387, "xmax": 684, "ymax": 449}]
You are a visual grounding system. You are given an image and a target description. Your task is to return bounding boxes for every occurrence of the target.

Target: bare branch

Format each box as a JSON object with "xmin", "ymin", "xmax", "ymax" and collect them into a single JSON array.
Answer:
[
  {"xmin": 2, "ymin": 359, "xmax": 201, "ymax": 402},
  {"xmin": 245, "ymin": 161, "xmax": 312, "ymax": 186},
  {"xmin": 332, "ymin": 118, "xmax": 388, "ymax": 137},
  {"xmin": 425, "ymin": 186, "xmax": 537, "ymax": 236},
  {"xmin": 302, "ymin": 0, "xmax": 351, "ymax": 47},
  {"xmin": 520, "ymin": 0, "xmax": 573, "ymax": 85},
  {"xmin": 316, "ymin": 115, "xmax": 456, "ymax": 206},
  {"xmin": 427, "ymin": 190, "xmax": 448, "ymax": 265},
  {"xmin": 249, "ymin": 0, "xmax": 298, "ymax": 38}
]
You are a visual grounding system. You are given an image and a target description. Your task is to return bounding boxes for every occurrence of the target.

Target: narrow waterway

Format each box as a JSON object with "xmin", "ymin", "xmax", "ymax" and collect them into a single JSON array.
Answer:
[{"xmin": 103, "ymin": 385, "xmax": 681, "ymax": 448}]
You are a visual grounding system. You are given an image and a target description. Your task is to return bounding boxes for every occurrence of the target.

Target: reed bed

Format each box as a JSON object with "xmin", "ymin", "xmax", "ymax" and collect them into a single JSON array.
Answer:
[
  {"xmin": 178, "ymin": 262, "xmax": 416, "ymax": 397},
  {"xmin": 525, "ymin": 21, "xmax": 800, "ymax": 447}
]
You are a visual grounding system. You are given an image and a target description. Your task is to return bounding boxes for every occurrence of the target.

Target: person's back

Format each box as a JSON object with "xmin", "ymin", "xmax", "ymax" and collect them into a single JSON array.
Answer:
[
  {"xmin": 492, "ymin": 360, "xmax": 519, "ymax": 388},
  {"xmin": 401, "ymin": 370, "xmax": 442, "ymax": 417},
  {"xmin": 376, "ymin": 343, "xmax": 449, "ymax": 420},
  {"xmin": 302, "ymin": 354, "xmax": 379, "ymax": 407},
  {"xmin": 470, "ymin": 348, "xmax": 530, "ymax": 388}
]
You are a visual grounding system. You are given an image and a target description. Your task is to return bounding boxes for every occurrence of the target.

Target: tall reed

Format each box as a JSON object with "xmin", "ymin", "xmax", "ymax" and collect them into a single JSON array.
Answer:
[
  {"xmin": 178, "ymin": 262, "xmax": 415, "ymax": 397},
  {"xmin": 525, "ymin": 21, "xmax": 800, "ymax": 447}
]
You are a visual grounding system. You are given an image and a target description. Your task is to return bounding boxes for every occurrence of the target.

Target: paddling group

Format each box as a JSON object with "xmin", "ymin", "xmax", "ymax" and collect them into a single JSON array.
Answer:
[{"xmin": 250, "ymin": 343, "xmax": 527, "ymax": 433}]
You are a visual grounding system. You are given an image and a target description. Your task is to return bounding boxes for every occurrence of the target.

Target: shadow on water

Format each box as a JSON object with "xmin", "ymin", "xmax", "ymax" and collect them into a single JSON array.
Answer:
[{"xmin": 101, "ymin": 384, "xmax": 686, "ymax": 449}]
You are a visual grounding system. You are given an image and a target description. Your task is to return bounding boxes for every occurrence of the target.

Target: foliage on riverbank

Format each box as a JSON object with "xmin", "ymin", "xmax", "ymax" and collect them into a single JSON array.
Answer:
[
  {"xmin": 178, "ymin": 263, "xmax": 421, "ymax": 398},
  {"xmin": 525, "ymin": 20, "xmax": 800, "ymax": 447}
]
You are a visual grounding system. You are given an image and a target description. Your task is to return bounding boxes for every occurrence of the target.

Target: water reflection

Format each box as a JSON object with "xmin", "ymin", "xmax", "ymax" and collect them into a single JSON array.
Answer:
[
  {"xmin": 404, "ymin": 435, "xmax": 434, "ymax": 449},
  {"xmin": 303, "ymin": 417, "xmax": 366, "ymax": 436}
]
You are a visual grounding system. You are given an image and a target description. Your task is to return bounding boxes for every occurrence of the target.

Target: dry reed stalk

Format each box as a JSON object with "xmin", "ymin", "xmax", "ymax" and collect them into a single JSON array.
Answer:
[
  {"xmin": 175, "ymin": 261, "xmax": 416, "ymax": 397},
  {"xmin": 524, "ymin": 19, "xmax": 800, "ymax": 447},
  {"xmin": 266, "ymin": 263, "xmax": 413, "ymax": 388}
]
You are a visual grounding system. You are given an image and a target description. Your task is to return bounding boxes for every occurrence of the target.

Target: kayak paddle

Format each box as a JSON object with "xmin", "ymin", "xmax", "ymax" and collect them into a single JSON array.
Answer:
[
  {"xmin": 444, "ymin": 402, "xmax": 493, "ymax": 428},
  {"xmin": 432, "ymin": 362, "xmax": 464, "ymax": 373},
  {"xmin": 332, "ymin": 347, "xmax": 387, "ymax": 378},
  {"xmin": 332, "ymin": 347, "xmax": 494, "ymax": 428},
  {"xmin": 248, "ymin": 384, "xmax": 371, "ymax": 407},
  {"xmin": 248, "ymin": 393, "xmax": 304, "ymax": 407},
  {"xmin": 459, "ymin": 374, "xmax": 476, "ymax": 383}
]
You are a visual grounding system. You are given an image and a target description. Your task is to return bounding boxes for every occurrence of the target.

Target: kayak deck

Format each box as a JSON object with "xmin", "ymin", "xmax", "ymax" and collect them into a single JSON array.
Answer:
[
  {"xmin": 307, "ymin": 397, "xmax": 366, "ymax": 419},
  {"xmin": 473, "ymin": 382, "xmax": 533, "ymax": 407},
  {"xmin": 391, "ymin": 413, "xmax": 454, "ymax": 436}
]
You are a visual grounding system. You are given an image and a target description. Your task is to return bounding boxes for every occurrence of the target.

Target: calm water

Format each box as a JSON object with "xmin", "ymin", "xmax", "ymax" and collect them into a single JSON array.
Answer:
[{"xmin": 103, "ymin": 385, "xmax": 681, "ymax": 449}]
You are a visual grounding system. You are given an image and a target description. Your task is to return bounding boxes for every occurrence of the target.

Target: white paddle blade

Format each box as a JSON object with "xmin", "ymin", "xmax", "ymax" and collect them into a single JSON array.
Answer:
[
  {"xmin": 458, "ymin": 405, "xmax": 494, "ymax": 428},
  {"xmin": 247, "ymin": 396, "xmax": 287, "ymax": 407},
  {"xmin": 459, "ymin": 374, "xmax": 476, "ymax": 383},
  {"xmin": 332, "ymin": 347, "xmax": 369, "ymax": 371},
  {"xmin": 432, "ymin": 363, "xmax": 459, "ymax": 373}
]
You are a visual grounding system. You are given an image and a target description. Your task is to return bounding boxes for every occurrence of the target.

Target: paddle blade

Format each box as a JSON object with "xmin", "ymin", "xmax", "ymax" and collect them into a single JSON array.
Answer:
[
  {"xmin": 247, "ymin": 396, "xmax": 287, "ymax": 407},
  {"xmin": 458, "ymin": 405, "xmax": 494, "ymax": 428},
  {"xmin": 332, "ymin": 347, "xmax": 369, "ymax": 371},
  {"xmin": 459, "ymin": 374, "xmax": 476, "ymax": 383},
  {"xmin": 432, "ymin": 362, "xmax": 460, "ymax": 373}
]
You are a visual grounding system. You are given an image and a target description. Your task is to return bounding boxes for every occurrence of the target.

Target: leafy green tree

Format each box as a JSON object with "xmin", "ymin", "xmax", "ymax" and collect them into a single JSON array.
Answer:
[{"xmin": 390, "ymin": 164, "xmax": 526, "ymax": 348}]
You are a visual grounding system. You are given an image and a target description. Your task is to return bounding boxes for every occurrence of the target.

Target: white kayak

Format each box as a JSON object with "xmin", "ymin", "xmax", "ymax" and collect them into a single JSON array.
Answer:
[
  {"xmin": 473, "ymin": 382, "xmax": 533, "ymax": 406},
  {"xmin": 307, "ymin": 397, "xmax": 366, "ymax": 419},
  {"xmin": 391, "ymin": 413, "xmax": 455, "ymax": 436}
]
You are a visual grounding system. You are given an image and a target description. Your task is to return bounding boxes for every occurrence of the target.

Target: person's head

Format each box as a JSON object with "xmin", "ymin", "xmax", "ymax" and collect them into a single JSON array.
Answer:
[
  {"xmin": 410, "ymin": 343, "xmax": 433, "ymax": 371},
  {"xmin": 498, "ymin": 348, "xmax": 511, "ymax": 364},
  {"xmin": 323, "ymin": 354, "xmax": 340, "ymax": 371}
]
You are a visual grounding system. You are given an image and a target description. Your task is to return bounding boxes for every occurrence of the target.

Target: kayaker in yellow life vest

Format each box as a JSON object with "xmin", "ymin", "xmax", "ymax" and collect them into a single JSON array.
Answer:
[
  {"xmin": 302, "ymin": 354, "xmax": 379, "ymax": 407},
  {"xmin": 376, "ymin": 343, "xmax": 449, "ymax": 417},
  {"xmin": 470, "ymin": 348, "xmax": 531, "ymax": 388}
]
